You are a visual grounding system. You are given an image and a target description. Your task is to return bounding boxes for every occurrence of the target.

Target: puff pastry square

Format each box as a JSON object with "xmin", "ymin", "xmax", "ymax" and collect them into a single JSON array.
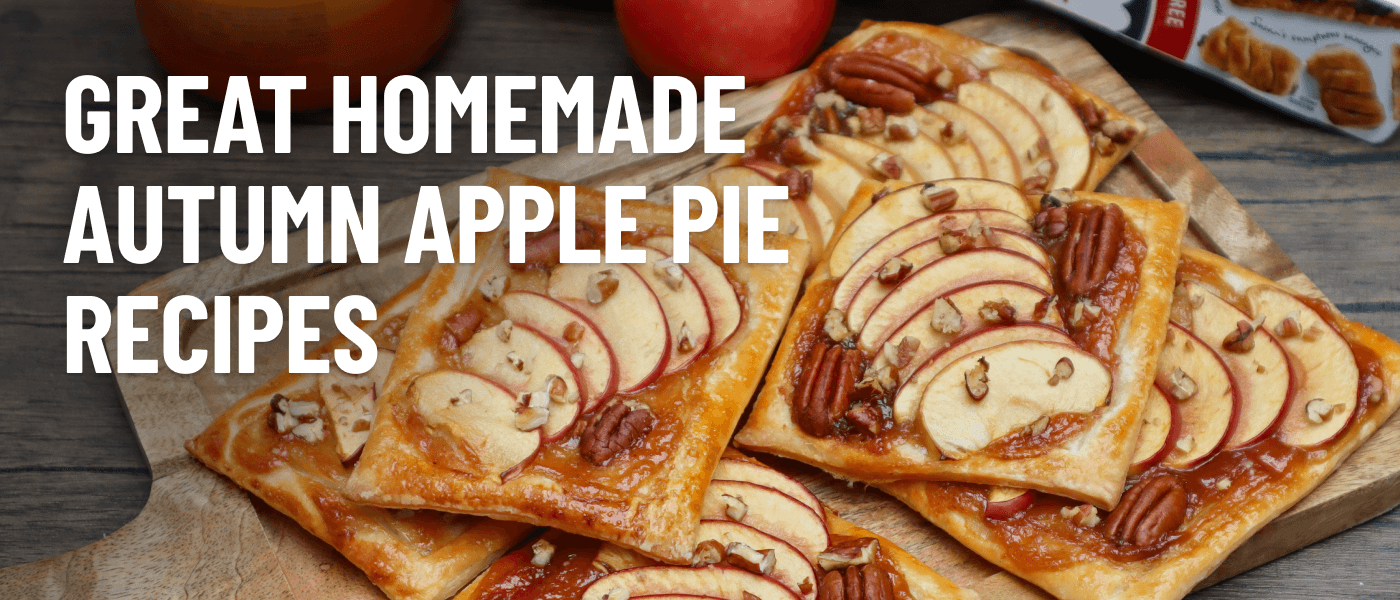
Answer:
[
  {"xmin": 346, "ymin": 170, "xmax": 809, "ymax": 564},
  {"xmin": 881, "ymin": 247, "xmax": 1400, "ymax": 600},
  {"xmin": 736, "ymin": 188, "xmax": 1188, "ymax": 508},
  {"xmin": 186, "ymin": 276, "xmax": 534, "ymax": 600}
]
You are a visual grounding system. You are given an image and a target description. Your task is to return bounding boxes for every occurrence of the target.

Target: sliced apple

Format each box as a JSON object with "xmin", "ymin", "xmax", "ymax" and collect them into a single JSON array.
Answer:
[
  {"xmin": 499, "ymin": 291, "xmax": 619, "ymax": 413},
  {"xmin": 744, "ymin": 162, "xmax": 840, "ymax": 244},
  {"xmin": 825, "ymin": 178, "xmax": 1034, "ymax": 278},
  {"xmin": 893, "ymin": 323, "xmax": 1073, "ymax": 424},
  {"xmin": 831, "ymin": 209, "xmax": 1036, "ymax": 315},
  {"xmin": 844, "ymin": 229, "xmax": 1051, "ymax": 338},
  {"xmin": 694, "ymin": 520, "xmax": 817, "ymax": 600},
  {"xmin": 1156, "ymin": 323, "xmax": 1240, "ymax": 468},
  {"xmin": 882, "ymin": 282, "xmax": 1063, "ymax": 388},
  {"xmin": 930, "ymin": 100, "xmax": 1020, "ymax": 185},
  {"xmin": 1181, "ymin": 282, "xmax": 1295, "ymax": 448},
  {"xmin": 1246, "ymin": 286, "xmax": 1360, "ymax": 447},
  {"xmin": 984, "ymin": 486, "xmax": 1034, "ymax": 520},
  {"xmin": 1130, "ymin": 384, "xmax": 1181, "ymax": 474},
  {"xmin": 711, "ymin": 458, "xmax": 823, "ymax": 519},
  {"xmin": 549, "ymin": 264, "xmax": 669, "ymax": 393},
  {"xmin": 986, "ymin": 70, "xmax": 1091, "ymax": 190},
  {"xmin": 700, "ymin": 480, "xmax": 829, "ymax": 562},
  {"xmin": 917, "ymin": 340, "xmax": 1110, "ymax": 459},
  {"xmin": 320, "ymin": 347, "xmax": 395, "ymax": 463},
  {"xmin": 954, "ymin": 82, "xmax": 1053, "ymax": 188},
  {"xmin": 909, "ymin": 106, "xmax": 986, "ymax": 178},
  {"xmin": 629, "ymin": 246, "xmax": 714, "ymax": 374},
  {"xmin": 409, "ymin": 369, "xmax": 540, "ymax": 477},
  {"xmin": 855, "ymin": 249, "xmax": 1053, "ymax": 351},
  {"xmin": 703, "ymin": 165, "xmax": 819, "ymax": 255},
  {"xmin": 459, "ymin": 320, "xmax": 583, "ymax": 441},
  {"xmin": 643, "ymin": 237, "xmax": 743, "ymax": 349},
  {"xmin": 812, "ymin": 133, "xmax": 920, "ymax": 183},
  {"xmin": 855, "ymin": 130, "xmax": 957, "ymax": 181},
  {"xmin": 581, "ymin": 566, "xmax": 800, "ymax": 600},
  {"xmin": 777, "ymin": 138, "xmax": 871, "ymax": 213}
]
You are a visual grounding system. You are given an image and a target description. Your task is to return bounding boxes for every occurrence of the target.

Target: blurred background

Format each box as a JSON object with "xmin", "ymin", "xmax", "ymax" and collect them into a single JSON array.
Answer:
[{"xmin": 2, "ymin": 1, "xmax": 1398, "ymax": 597}]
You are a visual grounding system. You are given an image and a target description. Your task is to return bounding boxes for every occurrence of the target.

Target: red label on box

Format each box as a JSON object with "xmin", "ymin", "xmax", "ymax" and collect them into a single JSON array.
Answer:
[{"xmin": 1146, "ymin": 0, "xmax": 1199, "ymax": 59}]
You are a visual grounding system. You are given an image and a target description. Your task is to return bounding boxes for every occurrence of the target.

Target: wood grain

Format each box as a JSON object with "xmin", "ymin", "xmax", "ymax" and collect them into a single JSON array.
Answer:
[{"xmin": 3, "ymin": 1, "xmax": 1400, "ymax": 599}]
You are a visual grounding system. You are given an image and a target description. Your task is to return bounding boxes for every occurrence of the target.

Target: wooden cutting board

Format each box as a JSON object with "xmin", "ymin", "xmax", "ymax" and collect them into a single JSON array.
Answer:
[{"xmin": 3, "ymin": 12, "xmax": 1397, "ymax": 600}]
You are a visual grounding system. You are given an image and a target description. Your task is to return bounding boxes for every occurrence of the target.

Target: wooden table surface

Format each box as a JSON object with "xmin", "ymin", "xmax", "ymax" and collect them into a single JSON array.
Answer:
[{"xmin": 3, "ymin": 1, "xmax": 1398, "ymax": 598}]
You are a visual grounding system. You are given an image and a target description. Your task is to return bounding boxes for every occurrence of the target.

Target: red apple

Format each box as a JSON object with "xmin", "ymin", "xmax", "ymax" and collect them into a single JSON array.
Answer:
[
  {"xmin": 613, "ymin": 0, "xmax": 836, "ymax": 87},
  {"xmin": 984, "ymin": 486, "xmax": 1034, "ymax": 520}
]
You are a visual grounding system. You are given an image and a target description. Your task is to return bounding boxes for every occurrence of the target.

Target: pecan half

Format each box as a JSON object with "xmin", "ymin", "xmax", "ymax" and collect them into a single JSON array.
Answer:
[
  {"xmin": 579, "ymin": 402, "xmax": 656, "ymax": 466},
  {"xmin": 817, "ymin": 564, "xmax": 895, "ymax": 600},
  {"xmin": 820, "ymin": 52, "xmax": 935, "ymax": 114},
  {"xmin": 1059, "ymin": 203, "xmax": 1125, "ymax": 296},
  {"xmin": 1103, "ymin": 473, "xmax": 1188, "ymax": 546},
  {"xmin": 508, "ymin": 221, "xmax": 600, "ymax": 269},
  {"xmin": 793, "ymin": 345, "xmax": 863, "ymax": 437}
]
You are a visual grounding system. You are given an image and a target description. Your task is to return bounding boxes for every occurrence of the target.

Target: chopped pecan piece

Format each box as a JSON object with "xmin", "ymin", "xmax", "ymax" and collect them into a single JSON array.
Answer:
[
  {"xmin": 1222, "ymin": 318, "xmax": 1261, "ymax": 353},
  {"xmin": 443, "ymin": 308, "xmax": 484, "ymax": 348},
  {"xmin": 1099, "ymin": 118, "xmax": 1138, "ymax": 143},
  {"xmin": 856, "ymin": 106, "xmax": 886, "ymax": 134},
  {"xmin": 579, "ymin": 402, "xmax": 656, "ymax": 466},
  {"xmin": 876, "ymin": 257, "xmax": 913, "ymax": 286},
  {"xmin": 845, "ymin": 402, "xmax": 883, "ymax": 436},
  {"xmin": 921, "ymin": 184, "xmax": 958, "ymax": 213},
  {"xmin": 691, "ymin": 539, "xmax": 726, "ymax": 567},
  {"xmin": 1103, "ymin": 473, "xmax": 1187, "ymax": 546},
  {"xmin": 965, "ymin": 357, "xmax": 990, "ymax": 401},
  {"xmin": 793, "ymin": 345, "xmax": 863, "ymax": 437},
  {"xmin": 1076, "ymin": 98, "xmax": 1105, "ymax": 128},
  {"xmin": 777, "ymin": 167, "xmax": 815, "ymax": 200},
  {"xmin": 1059, "ymin": 203, "xmax": 1125, "ymax": 296},
  {"xmin": 979, "ymin": 299, "xmax": 1017, "ymax": 324},
  {"xmin": 819, "ymin": 52, "xmax": 936, "ymax": 114},
  {"xmin": 817, "ymin": 537, "xmax": 879, "ymax": 570},
  {"xmin": 781, "ymin": 135, "xmax": 822, "ymax": 165}
]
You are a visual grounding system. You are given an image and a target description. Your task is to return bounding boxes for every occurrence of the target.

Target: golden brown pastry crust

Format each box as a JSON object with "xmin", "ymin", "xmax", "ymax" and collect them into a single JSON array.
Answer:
[
  {"xmin": 735, "ymin": 192, "xmax": 1187, "ymax": 508},
  {"xmin": 880, "ymin": 247, "xmax": 1400, "ymax": 600},
  {"xmin": 1200, "ymin": 17, "xmax": 1302, "ymax": 96},
  {"xmin": 1307, "ymin": 44, "xmax": 1386, "ymax": 128},
  {"xmin": 1232, "ymin": 0, "xmax": 1400, "ymax": 29},
  {"xmin": 730, "ymin": 20, "xmax": 1145, "ymax": 194},
  {"xmin": 345, "ymin": 169, "xmax": 809, "ymax": 565},
  {"xmin": 185, "ymin": 276, "xmax": 534, "ymax": 600}
]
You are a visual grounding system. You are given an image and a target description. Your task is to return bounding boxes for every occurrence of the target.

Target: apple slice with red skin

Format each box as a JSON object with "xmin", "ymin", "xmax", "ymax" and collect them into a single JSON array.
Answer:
[
  {"xmin": 986, "ymin": 69, "xmax": 1091, "ymax": 190},
  {"xmin": 320, "ymin": 347, "xmax": 396, "ymax": 463},
  {"xmin": 582, "ymin": 565, "xmax": 800, "ymax": 600},
  {"xmin": 409, "ymin": 369, "xmax": 541, "ymax": 477},
  {"xmin": 1130, "ymin": 384, "xmax": 1182, "ymax": 474},
  {"xmin": 832, "ymin": 208, "xmax": 1038, "ymax": 317},
  {"xmin": 701, "ymin": 480, "xmax": 829, "ymax": 562},
  {"xmin": 643, "ymin": 237, "xmax": 743, "ymax": 349},
  {"xmin": 856, "ymin": 249, "xmax": 1053, "ymax": 352},
  {"xmin": 893, "ymin": 323, "xmax": 1074, "ymax": 424},
  {"xmin": 694, "ymin": 520, "xmax": 817, "ymax": 600},
  {"xmin": 459, "ymin": 320, "xmax": 584, "ymax": 442},
  {"xmin": 550, "ymin": 264, "xmax": 670, "ymax": 394},
  {"xmin": 955, "ymin": 81, "xmax": 1053, "ymax": 188},
  {"xmin": 1156, "ymin": 323, "xmax": 1241, "ymax": 468},
  {"xmin": 844, "ymin": 229, "xmax": 1051, "ymax": 338},
  {"xmin": 499, "ymin": 291, "xmax": 619, "ymax": 413},
  {"xmin": 629, "ymin": 245, "xmax": 714, "ymax": 375},
  {"xmin": 984, "ymin": 486, "xmax": 1034, "ymax": 520},
  {"xmin": 930, "ymin": 101, "xmax": 1021, "ymax": 185},
  {"xmin": 812, "ymin": 133, "xmax": 922, "ymax": 183},
  {"xmin": 855, "ymin": 130, "xmax": 957, "ymax": 181},
  {"xmin": 1181, "ymin": 281, "xmax": 1295, "ymax": 448},
  {"xmin": 704, "ymin": 165, "xmax": 822, "ymax": 255},
  {"xmin": 917, "ymin": 340, "xmax": 1111, "ymax": 459},
  {"xmin": 1246, "ymin": 285, "xmax": 1361, "ymax": 447},
  {"xmin": 825, "ymin": 178, "xmax": 1033, "ymax": 279},
  {"xmin": 909, "ymin": 106, "xmax": 987, "ymax": 178},
  {"xmin": 711, "ymin": 458, "xmax": 823, "ymax": 520},
  {"xmin": 882, "ymin": 282, "xmax": 1064, "ymax": 390}
]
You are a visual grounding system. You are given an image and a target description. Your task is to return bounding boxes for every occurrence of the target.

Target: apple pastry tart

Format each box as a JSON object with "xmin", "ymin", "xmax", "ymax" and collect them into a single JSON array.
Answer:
[
  {"xmin": 453, "ymin": 451, "xmax": 974, "ymax": 600},
  {"xmin": 344, "ymin": 169, "xmax": 808, "ymax": 565},
  {"xmin": 879, "ymin": 247, "xmax": 1400, "ymax": 600},
  {"xmin": 708, "ymin": 20, "xmax": 1147, "ymax": 268},
  {"xmin": 185, "ymin": 275, "xmax": 535, "ymax": 600}
]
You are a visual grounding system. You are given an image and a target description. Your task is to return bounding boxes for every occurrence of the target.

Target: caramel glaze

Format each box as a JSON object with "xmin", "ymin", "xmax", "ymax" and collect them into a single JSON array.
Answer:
[
  {"xmin": 795, "ymin": 202, "xmax": 1147, "ymax": 462},
  {"xmin": 952, "ymin": 254, "xmax": 1386, "ymax": 572},
  {"xmin": 471, "ymin": 534, "xmax": 612, "ymax": 600},
  {"xmin": 739, "ymin": 30, "xmax": 1087, "ymax": 171},
  {"xmin": 394, "ymin": 218, "xmax": 750, "ymax": 500}
]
